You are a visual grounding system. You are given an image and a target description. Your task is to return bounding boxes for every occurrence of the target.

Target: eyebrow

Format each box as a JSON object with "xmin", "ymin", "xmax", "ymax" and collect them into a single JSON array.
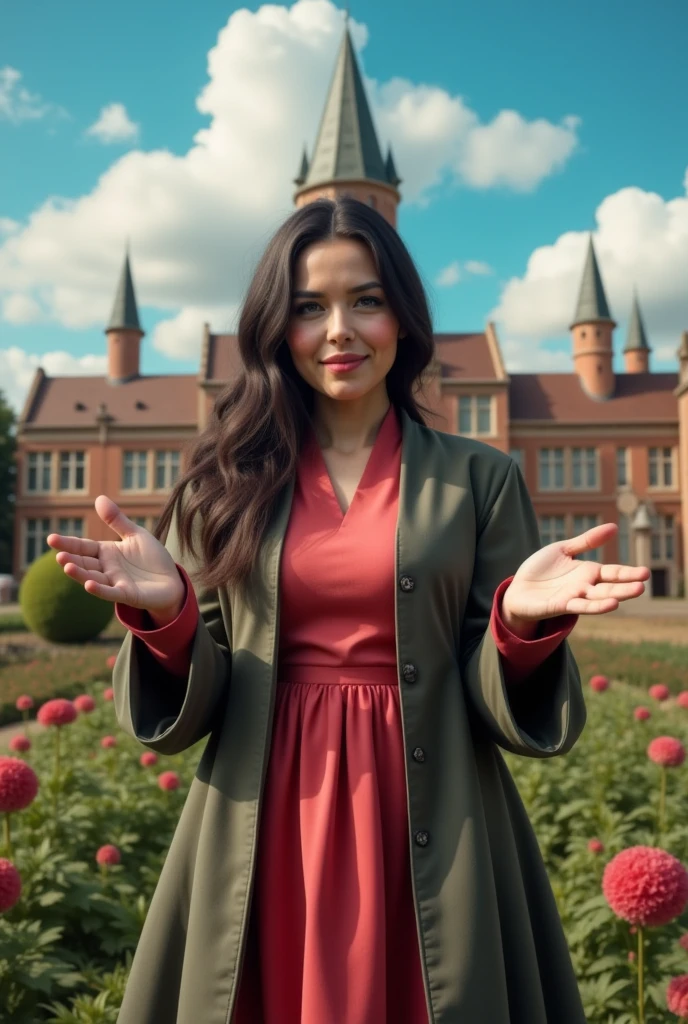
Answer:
[{"xmin": 292, "ymin": 280, "xmax": 383, "ymax": 298}]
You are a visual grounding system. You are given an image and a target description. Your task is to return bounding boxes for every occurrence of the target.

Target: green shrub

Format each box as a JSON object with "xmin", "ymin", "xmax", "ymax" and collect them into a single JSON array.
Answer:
[{"xmin": 19, "ymin": 553, "xmax": 114, "ymax": 644}]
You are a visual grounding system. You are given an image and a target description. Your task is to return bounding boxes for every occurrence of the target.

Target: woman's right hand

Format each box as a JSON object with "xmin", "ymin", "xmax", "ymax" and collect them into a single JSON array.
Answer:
[{"xmin": 47, "ymin": 494, "xmax": 185, "ymax": 617}]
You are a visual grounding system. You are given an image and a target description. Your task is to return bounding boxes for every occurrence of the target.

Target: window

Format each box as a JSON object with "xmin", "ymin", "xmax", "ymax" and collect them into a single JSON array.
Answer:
[
  {"xmin": 122, "ymin": 451, "xmax": 148, "ymax": 490},
  {"xmin": 618, "ymin": 514, "xmax": 630, "ymax": 564},
  {"xmin": 648, "ymin": 447, "xmax": 673, "ymax": 488},
  {"xmin": 57, "ymin": 517, "xmax": 84, "ymax": 537},
  {"xmin": 572, "ymin": 514, "xmax": 599, "ymax": 560},
  {"xmin": 457, "ymin": 395, "xmax": 492, "ymax": 435},
  {"xmin": 58, "ymin": 451, "xmax": 86, "ymax": 491},
  {"xmin": 26, "ymin": 452, "xmax": 52, "ymax": 493},
  {"xmin": 154, "ymin": 450, "xmax": 180, "ymax": 490},
  {"xmin": 538, "ymin": 448, "xmax": 565, "ymax": 490},
  {"xmin": 24, "ymin": 518, "xmax": 51, "ymax": 566},
  {"xmin": 509, "ymin": 449, "xmax": 524, "ymax": 473},
  {"xmin": 539, "ymin": 516, "xmax": 566, "ymax": 546},
  {"xmin": 571, "ymin": 448, "xmax": 598, "ymax": 489},
  {"xmin": 651, "ymin": 514, "xmax": 675, "ymax": 561},
  {"xmin": 616, "ymin": 447, "xmax": 628, "ymax": 487}
]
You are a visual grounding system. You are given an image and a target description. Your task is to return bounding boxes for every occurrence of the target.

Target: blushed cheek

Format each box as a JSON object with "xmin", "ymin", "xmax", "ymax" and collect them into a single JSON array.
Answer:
[{"xmin": 286, "ymin": 323, "xmax": 318, "ymax": 360}]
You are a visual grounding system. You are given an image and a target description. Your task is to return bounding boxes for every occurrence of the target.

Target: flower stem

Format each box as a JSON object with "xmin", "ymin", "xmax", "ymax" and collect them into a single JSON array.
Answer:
[
  {"xmin": 22, "ymin": 709, "xmax": 29, "ymax": 738},
  {"xmin": 658, "ymin": 766, "xmax": 667, "ymax": 839},
  {"xmin": 3, "ymin": 813, "xmax": 11, "ymax": 859},
  {"xmin": 53, "ymin": 727, "xmax": 61, "ymax": 822},
  {"xmin": 637, "ymin": 925, "xmax": 645, "ymax": 1024}
]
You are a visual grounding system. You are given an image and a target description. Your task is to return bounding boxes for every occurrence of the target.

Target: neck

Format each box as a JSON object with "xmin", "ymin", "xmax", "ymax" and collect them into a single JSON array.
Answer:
[{"xmin": 311, "ymin": 386, "xmax": 391, "ymax": 454}]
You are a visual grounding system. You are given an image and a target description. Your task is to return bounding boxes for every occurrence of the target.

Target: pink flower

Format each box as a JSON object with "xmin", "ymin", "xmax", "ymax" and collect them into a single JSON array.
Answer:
[
  {"xmin": 158, "ymin": 771, "xmax": 180, "ymax": 791},
  {"xmin": 628, "ymin": 951, "xmax": 636, "ymax": 962},
  {"xmin": 678, "ymin": 933, "xmax": 688, "ymax": 952},
  {"xmin": 0, "ymin": 757, "xmax": 39, "ymax": 812},
  {"xmin": 602, "ymin": 846, "xmax": 688, "ymax": 926},
  {"xmin": 73, "ymin": 694, "xmax": 95, "ymax": 714},
  {"xmin": 140, "ymin": 752, "xmax": 158, "ymax": 767},
  {"xmin": 634, "ymin": 707, "xmax": 651, "ymax": 721},
  {"xmin": 588, "ymin": 838, "xmax": 605, "ymax": 854},
  {"xmin": 103, "ymin": 687, "xmax": 114, "ymax": 702},
  {"xmin": 100, "ymin": 736, "xmax": 117, "ymax": 749},
  {"xmin": 95, "ymin": 844, "xmax": 121, "ymax": 866},
  {"xmin": 649, "ymin": 684, "xmax": 670, "ymax": 702},
  {"xmin": 15, "ymin": 695, "xmax": 33, "ymax": 712},
  {"xmin": 106, "ymin": 654, "xmax": 117, "ymax": 670},
  {"xmin": 0, "ymin": 858, "xmax": 21, "ymax": 912},
  {"xmin": 648, "ymin": 737, "xmax": 686, "ymax": 768},
  {"xmin": 677, "ymin": 692, "xmax": 688, "ymax": 709},
  {"xmin": 667, "ymin": 974, "xmax": 688, "ymax": 1017},
  {"xmin": 9, "ymin": 735, "xmax": 30, "ymax": 753},
  {"xmin": 589, "ymin": 674, "xmax": 609, "ymax": 692},
  {"xmin": 37, "ymin": 698, "xmax": 77, "ymax": 728}
]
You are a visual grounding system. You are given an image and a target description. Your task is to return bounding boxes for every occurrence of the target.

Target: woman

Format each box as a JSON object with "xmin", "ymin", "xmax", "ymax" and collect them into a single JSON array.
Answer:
[{"xmin": 48, "ymin": 197, "xmax": 649, "ymax": 1024}]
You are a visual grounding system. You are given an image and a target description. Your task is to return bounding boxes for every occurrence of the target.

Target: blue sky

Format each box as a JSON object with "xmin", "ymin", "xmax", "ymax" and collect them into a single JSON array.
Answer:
[{"xmin": 1, "ymin": 0, "xmax": 687, "ymax": 410}]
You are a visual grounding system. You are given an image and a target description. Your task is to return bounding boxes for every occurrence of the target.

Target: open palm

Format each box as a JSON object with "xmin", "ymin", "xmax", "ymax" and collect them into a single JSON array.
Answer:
[
  {"xmin": 47, "ymin": 494, "xmax": 185, "ymax": 612},
  {"xmin": 503, "ymin": 522, "xmax": 651, "ymax": 622}
]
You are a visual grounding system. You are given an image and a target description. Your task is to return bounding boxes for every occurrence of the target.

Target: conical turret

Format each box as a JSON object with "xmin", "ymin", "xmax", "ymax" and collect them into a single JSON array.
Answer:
[
  {"xmin": 569, "ymin": 235, "xmax": 616, "ymax": 401},
  {"xmin": 623, "ymin": 290, "xmax": 650, "ymax": 373},
  {"xmin": 105, "ymin": 247, "xmax": 144, "ymax": 383}
]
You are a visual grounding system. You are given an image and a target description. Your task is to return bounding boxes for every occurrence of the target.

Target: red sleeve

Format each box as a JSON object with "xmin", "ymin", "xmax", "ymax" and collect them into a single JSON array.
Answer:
[
  {"xmin": 490, "ymin": 575, "xmax": 578, "ymax": 686},
  {"xmin": 114, "ymin": 563, "xmax": 199, "ymax": 678}
]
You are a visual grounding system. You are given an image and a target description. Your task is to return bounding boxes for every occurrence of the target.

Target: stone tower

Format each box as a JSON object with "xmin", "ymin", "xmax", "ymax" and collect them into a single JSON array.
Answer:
[
  {"xmin": 293, "ymin": 21, "xmax": 402, "ymax": 227},
  {"xmin": 570, "ymin": 235, "xmax": 616, "ymax": 400},
  {"xmin": 623, "ymin": 290, "xmax": 651, "ymax": 373},
  {"xmin": 105, "ymin": 248, "xmax": 144, "ymax": 384}
]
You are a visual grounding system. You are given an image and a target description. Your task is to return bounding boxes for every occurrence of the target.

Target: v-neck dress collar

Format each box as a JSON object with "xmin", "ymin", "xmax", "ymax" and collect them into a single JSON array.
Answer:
[{"xmin": 300, "ymin": 403, "xmax": 402, "ymax": 529}]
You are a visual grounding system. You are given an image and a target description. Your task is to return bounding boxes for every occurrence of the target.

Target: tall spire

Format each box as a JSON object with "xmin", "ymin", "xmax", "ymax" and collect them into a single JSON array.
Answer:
[
  {"xmin": 294, "ymin": 145, "xmax": 309, "ymax": 187},
  {"xmin": 623, "ymin": 290, "xmax": 650, "ymax": 353},
  {"xmin": 300, "ymin": 23, "xmax": 388, "ymax": 190},
  {"xmin": 107, "ymin": 249, "xmax": 142, "ymax": 332},
  {"xmin": 570, "ymin": 235, "xmax": 614, "ymax": 328},
  {"xmin": 385, "ymin": 145, "xmax": 402, "ymax": 188}
]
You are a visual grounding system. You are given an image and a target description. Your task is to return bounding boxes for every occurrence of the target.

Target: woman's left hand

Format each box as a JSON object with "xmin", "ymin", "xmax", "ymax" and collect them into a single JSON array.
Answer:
[{"xmin": 502, "ymin": 522, "xmax": 650, "ymax": 624}]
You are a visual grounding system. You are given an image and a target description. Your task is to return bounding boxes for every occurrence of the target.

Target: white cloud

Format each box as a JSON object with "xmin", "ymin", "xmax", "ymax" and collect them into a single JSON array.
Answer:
[
  {"xmin": 0, "ymin": 67, "xmax": 51, "ymax": 123},
  {"xmin": 436, "ymin": 261, "xmax": 461, "ymax": 287},
  {"xmin": 85, "ymin": 103, "xmax": 140, "ymax": 144},
  {"xmin": 153, "ymin": 303, "xmax": 239, "ymax": 359},
  {"xmin": 0, "ymin": 218, "xmax": 20, "ymax": 236},
  {"xmin": 464, "ymin": 260, "xmax": 492, "ymax": 275},
  {"xmin": 0, "ymin": 347, "xmax": 107, "ymax": 414},
  {"xmin": 491, "ymin": 175, "xmax": 688, "ymax": 370},
  {"xmin": 2, "ymin": 293, "xmax": 45, "ymax": 324},
  {"xmin": 0, "ymin": 0, "xmax": 582, "ymax": 379}
]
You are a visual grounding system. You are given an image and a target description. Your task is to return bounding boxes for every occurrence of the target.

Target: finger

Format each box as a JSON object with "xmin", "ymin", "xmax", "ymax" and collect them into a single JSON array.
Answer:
[
  {"xmin": 61, "ymin": 562, "xmax": 113, "ymax": 588},
  {"xmin": 596, "ymin": 563, "xmax": 651, "ymax": 583},
  {"xmin": 583, "ymin": 580, "xmax": 646, "ymax": 602},
  {"xmin": 566, "ymin": 596, "xmax": 620, "ymax": 615},
  {"xmin": 94, "ymin": 494, "xmax": 139, "ymax": 541},
  {"xmin": 83, "ymin": 578, "xmax": 129, "ymax": 603},
  {"xmin": 55, "ymin": 550, "xmax": 103, "ymax": 573},
  {"xmin": 561, "ymin": 522, "xmax": 618, "ymax": 557},
  {"xmin": 47, "ymin": 533, "xmax": 100, "ymax": 558}
]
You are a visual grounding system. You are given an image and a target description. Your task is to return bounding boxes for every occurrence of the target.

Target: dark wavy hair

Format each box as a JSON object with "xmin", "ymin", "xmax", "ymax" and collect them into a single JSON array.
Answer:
[{"xmin": 154, "ymin": 196, "xmax": 436, "ymax": 592}]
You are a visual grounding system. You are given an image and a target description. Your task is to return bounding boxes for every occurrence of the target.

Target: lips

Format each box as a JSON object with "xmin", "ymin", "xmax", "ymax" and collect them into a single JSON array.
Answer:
[{"xmin": 322, "ymin": 356, "xmax": 367, "ymax": 365}]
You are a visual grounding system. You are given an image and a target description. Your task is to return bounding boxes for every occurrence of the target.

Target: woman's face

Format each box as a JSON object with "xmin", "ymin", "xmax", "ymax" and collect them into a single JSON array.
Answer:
[{"xmin": 285, "ymin": 237, "xmax": 404, "ymax": 404}]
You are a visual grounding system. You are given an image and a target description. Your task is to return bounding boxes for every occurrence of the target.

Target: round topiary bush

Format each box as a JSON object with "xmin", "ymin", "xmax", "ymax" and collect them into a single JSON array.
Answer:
[{"xmin": 19, "ymin": 550, "xmax": 114, "ymax": 643}]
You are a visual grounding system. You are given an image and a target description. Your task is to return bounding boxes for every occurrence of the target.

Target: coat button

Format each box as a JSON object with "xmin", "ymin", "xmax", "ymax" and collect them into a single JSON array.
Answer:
[
  {"xmin": 399, "ymin": 575, "xmax": 415, "ymax": 592},
  {"xmin": 412, "ymin": 747, "xmax": 426, "ymax": 763},
  {"xmin": 414, "ymin": 830, "xmax": 430, "ymax": 847},
  {"xmin": 402, "ymin": 663, "xmax": 417, "ymax": 683}
]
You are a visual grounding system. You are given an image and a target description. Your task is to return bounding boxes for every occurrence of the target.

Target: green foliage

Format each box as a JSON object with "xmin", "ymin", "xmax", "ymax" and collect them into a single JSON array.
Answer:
[{"xmin": 19, "ymin": 551, "xmax": 114, "ymax": 644}]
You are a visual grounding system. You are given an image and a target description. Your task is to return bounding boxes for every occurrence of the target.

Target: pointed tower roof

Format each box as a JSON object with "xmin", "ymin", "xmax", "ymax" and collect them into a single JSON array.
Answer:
[
  {"xmin": 623, "ymin": 291, "xmax": 650, "ymax": 353},
  {"xmin": 294, "ymin": 145, "xmax": 309, "ymax": 186},
  {"xmin": 107, "ymin": 249, "xmax": 142, "ymax": 333},
  {"xmin": 300, "ymin": 24, "xmax": 389, "ymax": 191},
  {"xmin": 385, "ymin": 145, "xmax": 402, "ymax": 188},
  {"xmin": 570, "ymin": 235, "xmax": 615, "ymax": 328}
]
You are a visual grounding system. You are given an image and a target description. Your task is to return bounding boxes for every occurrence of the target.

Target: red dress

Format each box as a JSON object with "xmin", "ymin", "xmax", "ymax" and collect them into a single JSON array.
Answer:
[{"xmin": 116, "ymin": 403, "xmax": 576, "ymax": 1024}]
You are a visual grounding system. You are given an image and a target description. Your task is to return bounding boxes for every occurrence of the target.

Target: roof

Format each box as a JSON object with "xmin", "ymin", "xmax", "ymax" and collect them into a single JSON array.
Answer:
[
  {"xmin": 301, "ymin": 25, "xmax": 391, "ymax": 190},
  {"xmin": 434, "ymin": 333, "xmax": 502, "ymax": 379},
  {"xmin": 107, "ymin": 252, "xmax": 142, "ymax": 333},
  {"xmin": 624, "ymin": 293, "xmax": 650, "ymax": 352},
  {"xmin": 509, "ymin": 372, "xmax": 678, "ymax": 423},
  {"xmin": 20, "ymin": 373, "xmax": 198, "ymax": 429},
  {"xmin": 571, "ymin": 235, "xmax": 614, "ymax": 327}
]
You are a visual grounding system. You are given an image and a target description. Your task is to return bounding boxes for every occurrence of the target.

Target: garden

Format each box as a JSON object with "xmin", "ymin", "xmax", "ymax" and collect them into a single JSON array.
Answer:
[{"xmin": 3, "ymin": 557, "xmax": 688, "ymax": 1021}]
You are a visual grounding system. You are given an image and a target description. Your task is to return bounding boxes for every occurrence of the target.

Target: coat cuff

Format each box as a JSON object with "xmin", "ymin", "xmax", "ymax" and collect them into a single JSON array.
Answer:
[
  {"xmin": 490, "ymin": 575, "xmax": 579, "ymax": 685},
  {"xmin": 115, "ymin": 563, "xmax": 199, "ymax": 677}
]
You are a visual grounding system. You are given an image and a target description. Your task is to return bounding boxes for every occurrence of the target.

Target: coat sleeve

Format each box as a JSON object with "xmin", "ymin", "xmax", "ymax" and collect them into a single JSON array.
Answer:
[
  {"xmin": 459, "ymin": 457, "xmax": 587, "ymax": 758},
  {"xmin": 111, "ymin": 498, "xmax": 231, "ymax": 755}
]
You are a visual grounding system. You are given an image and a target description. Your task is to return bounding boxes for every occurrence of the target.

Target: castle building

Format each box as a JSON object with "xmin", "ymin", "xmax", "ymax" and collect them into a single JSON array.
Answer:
[{"xmin": 13, "ymin": 23, "xmax": 688, "ymax": 599}]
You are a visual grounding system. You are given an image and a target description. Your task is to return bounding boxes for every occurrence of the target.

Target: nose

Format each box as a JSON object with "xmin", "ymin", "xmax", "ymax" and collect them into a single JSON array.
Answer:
[{"xmin": 327, "ymin": 303, "xmax": 354, "ymax": 344}]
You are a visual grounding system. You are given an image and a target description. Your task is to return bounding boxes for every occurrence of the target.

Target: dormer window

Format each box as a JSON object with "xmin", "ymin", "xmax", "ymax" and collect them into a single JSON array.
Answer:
[
  {"xmin": 74, "ymin": 402, "xmax": 86, "ymax": 411},
  {"xmin": 135, "ymin": 400, "xmax": 147, "ymax": 410}
]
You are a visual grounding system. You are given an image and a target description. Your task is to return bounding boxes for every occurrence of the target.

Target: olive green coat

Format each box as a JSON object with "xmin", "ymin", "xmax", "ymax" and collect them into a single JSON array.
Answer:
[{"xmin": 113, "ymin": 406, "xmax": 588, "ymax": 1024}]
